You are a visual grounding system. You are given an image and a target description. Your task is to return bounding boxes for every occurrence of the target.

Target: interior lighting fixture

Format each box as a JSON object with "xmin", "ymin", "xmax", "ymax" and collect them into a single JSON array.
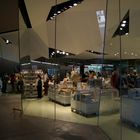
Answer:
[
  {"xmin": 57, "ymin": 11, "xmax": 61, "ymax": 14},
  {"xmin": 47, "ymin": 0, "xmax": 84, "ymax": 21},
  {"xmin": 122, "ymin": 20, "xmax": 127, "ymax": 23},
  {"xmin": 125, "ymin": 33, "xmax": 128, "ymax": 35},
  {"xmin": 6, "ymin": 40, "xmax": 10, "ymax": 44},
  {"xmin": 131, "ymin": 52, "xmax": 134, "ymax": 55},
  {"xmin": 113, "ymin": 10, "xmax": 129, "ymax": 37},
  {"xmin": 121, "ymin": 23, "xmax": 126, "ymax": 27},
  {"xmin": 66, "ymin": 53, "xmax": 69, "ymax": 55},
  {"xmin": 0, "ymin": 37, "xmax": 12, "ymax": 44},
  {"xmin": 73, "ymin": 3, "xmax": 78, "ymax": 6}
]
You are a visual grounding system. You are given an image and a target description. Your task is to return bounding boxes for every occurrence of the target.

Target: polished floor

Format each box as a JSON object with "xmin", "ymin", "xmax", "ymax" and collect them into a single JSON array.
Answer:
[
  {"xmin": 0, "ymin": 93, "xmax": 109, "ymax": 140},
  {"xmin": 1, "ymin": 93, "xmax": 140, "ymax": 140},
  {"xmin": 23, "ymin": 96, "xmax": 98, "ymax": 125},
  {"xmin": 22, "ymin": 95, "xmax": 140, "ymax": 140}
]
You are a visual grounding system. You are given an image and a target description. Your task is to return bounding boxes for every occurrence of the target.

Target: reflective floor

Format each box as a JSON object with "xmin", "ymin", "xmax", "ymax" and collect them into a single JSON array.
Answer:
[
  {"xmin": 23, "ymin": 96, "xmax": 98, "ymax": 125},
  {"xmin": 0, "ymin": 94, "xmax": 109, "ymax": 140},
  {"xmin": 1, "ymin": 93, "xmax": 140, "ymax": 140}
]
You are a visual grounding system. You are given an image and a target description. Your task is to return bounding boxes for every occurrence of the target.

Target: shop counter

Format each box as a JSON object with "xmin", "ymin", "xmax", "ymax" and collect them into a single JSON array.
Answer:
[
  {"xmin": 48, "ymin": 87, "xmax": 71, "ymax": 106},
  {"xmin": 71, "ymin": 89, "xmax": 99, "ymax": 116}
]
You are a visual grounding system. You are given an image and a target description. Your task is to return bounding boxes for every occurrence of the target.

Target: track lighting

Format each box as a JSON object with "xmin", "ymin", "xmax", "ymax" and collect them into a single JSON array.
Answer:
[{"xmin": 47, "ymin": 0, "xmax": 84, "ymax": 21}]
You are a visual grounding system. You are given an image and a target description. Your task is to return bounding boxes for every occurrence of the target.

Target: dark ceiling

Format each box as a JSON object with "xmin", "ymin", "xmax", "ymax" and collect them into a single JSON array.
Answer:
[{"xmin": 0, "ymin": 0, "xmax": 18, "ymax": 34}]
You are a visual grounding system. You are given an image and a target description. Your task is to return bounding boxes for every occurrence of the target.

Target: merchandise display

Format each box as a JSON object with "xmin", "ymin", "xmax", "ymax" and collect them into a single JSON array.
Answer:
[
  {"xmin": 121, "ymin": 88, "xmax": 140, "ymax": 127},
  {"xmin": 100, "ymin": 88, "xmax": 120, "ymax": 114},
  {"xmin": 21, "ymin": 69, "xmax": 43, "ymax": 98},
  {"xmin": 71, "ymin": 87, "xmax": 100, "ymax": 116},
  {"xmin": 48, "ymin": 85, "xmax": 72, "ymax": 105}
]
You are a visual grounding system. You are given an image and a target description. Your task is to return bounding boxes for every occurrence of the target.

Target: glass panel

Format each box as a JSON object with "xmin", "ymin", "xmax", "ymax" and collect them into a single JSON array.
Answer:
[
  {"xmin": 53, "ymin": 0, "xmax": 105, "ymax": 126},
  {"xmin": 121, "ymin": 0, "xmax": 140, "ymax": 140},
  {"xmin": 0, "ymin": 0, "xmax": 19, "ymax": 95},
  {"xmin": 20, "ymin": 0, "xmax": 56, "ymax": 119},
  {"xmin": 99, "ymin": 0, "xmax": 122, "ymax": 140}
]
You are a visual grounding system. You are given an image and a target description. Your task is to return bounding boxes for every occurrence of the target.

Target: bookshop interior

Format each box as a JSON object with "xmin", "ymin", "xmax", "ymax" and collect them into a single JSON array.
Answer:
[{"xmin": 0, "ymin": 0, "xmax": 140, "ymax": 140}]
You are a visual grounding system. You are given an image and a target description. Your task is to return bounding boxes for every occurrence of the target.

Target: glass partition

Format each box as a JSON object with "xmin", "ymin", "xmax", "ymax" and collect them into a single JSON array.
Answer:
[
  {"xmin": 54, "ymin": 0, "xmax": 104, "ymax": 125},
  {"xmin": 99, "ymin": 0, "xmax": 122, "ymax": 140},
  {"xmin": 19, "ymin": 0, "xmax": 107, "ymax": 126},
  {"xmin": 19, "ymin": 0, "xmax": 56, "ymax": 119},
  {"xmin": 121, "ymin": 0, "xmax": 140, "ymax": 140}
]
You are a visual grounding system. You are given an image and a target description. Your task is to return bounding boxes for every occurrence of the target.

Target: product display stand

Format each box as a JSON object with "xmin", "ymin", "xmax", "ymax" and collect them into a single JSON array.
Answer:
[
  {"xmin": 100, "ymin": 88, "xmax": 120, "ymax": 114},
  {"xmin": 21, "ymin": 69, "xmax": 43, "ymax": 98},
  {"xmin": 71, "ymin": 89, "xmax": 99, "ymax": 117},
  {"xmin": 48, "ymin": 86, "xmax": 72, "ymax": 106},
  {"xmin": 121, "ymin": 88, "xmax": 140, "ymax": 128}
]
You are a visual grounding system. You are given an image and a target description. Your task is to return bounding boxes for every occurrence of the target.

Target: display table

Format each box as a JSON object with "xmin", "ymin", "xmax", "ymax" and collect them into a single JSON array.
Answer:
[
  {"xmin": 121, "ymin": 88, "xmax": 140, "ymax": 127},
  {"xmin": 100, "ymin": 88, "xmax": 120, "ymax": 114},
  {"xmin": 48, "ymin": 86, "xmax": 72, "ymax": 106},
  {"xmin": 71, "ymin": 89, "xmax": 99, "ymax": 117}
]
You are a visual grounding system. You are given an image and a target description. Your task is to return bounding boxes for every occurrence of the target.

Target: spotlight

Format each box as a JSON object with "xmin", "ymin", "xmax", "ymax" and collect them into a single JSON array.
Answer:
[
  {"xmin": 62, "ymin": 51, "xmax": 65, "ymax": 54},
  {"xmin": 54, "ymin": 13, "xmax": 57, "ymax": 16},
  {"xmin": 122, "ymin": 20, "xmax": 126, "ymax": 23},
  {"xmin": 66, "ymin": 53, "xmax": 69, "ymax": 56},
  {"xmin": 120, "ymin": 28, "xmax": 123, "ymax": 30},
  {"xmin": 73, "ymin": 3, "xmax": 78, "ymax": 6},
  {"xmin": 69, "ymin": 5, "xmax": 73, "ymax": 8},
  {"xmin": 125, "ymin": 33, "xmax": 128, "ymax": 35},
  {"xmin": 121, "ymin": 23, "xmax": 126, "ymax": 27},
  {"xmin": 6, "ymin": 40, "xmax": 10, "ymax": 44},
  {"xmin": 57, "ymin": 50, "xmax": 60, "ymax": 53},
  {"xmin": 57, "ymin": 11, "xmax": 61, "ymax": 14}
]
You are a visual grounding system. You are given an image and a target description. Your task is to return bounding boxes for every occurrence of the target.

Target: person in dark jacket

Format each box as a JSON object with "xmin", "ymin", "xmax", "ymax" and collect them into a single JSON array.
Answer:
[{"xmin": 37, "ymin": 75, "xmax": 42, "ymax": 98}]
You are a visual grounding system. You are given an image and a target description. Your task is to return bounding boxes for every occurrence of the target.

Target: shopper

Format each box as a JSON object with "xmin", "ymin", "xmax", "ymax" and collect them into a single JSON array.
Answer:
[
  {"xmin": 10, "ymin": 73, "xmax": 16, "ymax": 92},
  {"xmin": 43, "ymin": 72, "xmax": 49, "ymax": 96},
  {"xmin": 1, "ymin": 73, "xmax": 9, "ymax": 93},
  {"xmin": 18, "ymin": 75, "xmax": 24, "ymax": 94},
  {"xmin": 37, "ymin": 75, "xmax": 42, "ymax": 98}
]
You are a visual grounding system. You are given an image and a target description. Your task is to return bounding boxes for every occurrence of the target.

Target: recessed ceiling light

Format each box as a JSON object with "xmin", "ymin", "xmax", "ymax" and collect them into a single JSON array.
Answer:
[
  {"xmin": 57, "ymin": 11, "xmax": 61, "ymax": 14},
  {"xmin": 62, "ymin": 51, "xmax": 65, "ymax": 54},
  {"xmin": 54, "ymin": 13, "xmax": 57, "ymax": 16},
  {"xmin": 6, "ymin": 40, "xmax": 9, "ymax": 44},
  {"xmin": 120, "ymin": 28, "xmax": 123, "ymax": 30},
  {"xmin": 66, "ymin": 53, "xmax": 69, "ymax": 56},
  {"xmin": 50, "ymin": 17, "xmax": 53, "ymax": 20},
  {"xmin": 57, "ymin": 50, "xmax": 60, "ymax": 53},
  {"xmin": 69, "ymin": 5, "xmax": 73, "ymax": 8},
  {"xmin": 121, "ymin": 23, "xmax": 126, "ymax": 27},
  {"xmin": 73, "ymin": 3, "xmax": 78, "ymax": 6},
  {"xmin": 122, "ymin": 20, "xmax": 127, "ymax": 24},
  {"xmin": 125, "ymin": 33, "xmax": 128, "ymax": 35},
  {"xmin": 131, "ymin": 52, "xmax": 134, "ymax": 55}
]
